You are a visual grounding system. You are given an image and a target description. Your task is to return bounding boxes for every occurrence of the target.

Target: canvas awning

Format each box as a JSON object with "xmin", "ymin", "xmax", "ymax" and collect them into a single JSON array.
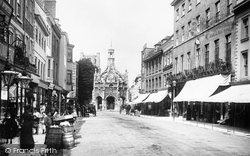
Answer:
[
  {"xmin": 143, "ymin": 90, "xmax": 169, "ymax": 103},
  {"xmin": 131, "ymin": 93, "xmax": 150, "ymax": 104},
  {"xmin": 203, "ymin": 84, "xmax": 250, "ymax": 103},
  {"xmin": 173, "ymin": 74, "xmax": 231, "ymax": 102}
]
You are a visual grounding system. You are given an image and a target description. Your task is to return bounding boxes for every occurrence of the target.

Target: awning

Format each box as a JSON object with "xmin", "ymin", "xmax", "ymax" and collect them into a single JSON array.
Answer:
[
  {"xmin": 173, "ymin": 74, "xmax": 231, "ymax": 102},
  {"xmin": 203, "ymin": 84, "xmax": 250, "ymax": 103},
  {"xmin": 143, "ymin": 90, "xmax": 169, "ymax": 103},
  {"xmin": 131, "ymin": 93, "xmax": 150, "ymax": 104}
]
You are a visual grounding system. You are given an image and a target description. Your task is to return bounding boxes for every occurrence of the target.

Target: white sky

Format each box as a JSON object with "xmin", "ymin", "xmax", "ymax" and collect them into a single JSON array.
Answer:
[{"xmin": 56, "ymin": 0, "xmax": 174, "ymax": 87}]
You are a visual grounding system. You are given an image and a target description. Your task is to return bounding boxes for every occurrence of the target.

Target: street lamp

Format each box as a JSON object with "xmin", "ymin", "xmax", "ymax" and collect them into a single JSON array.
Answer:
[{"xmin": 17, "ymin": 73, "xmax": 32, "ymax": 120}]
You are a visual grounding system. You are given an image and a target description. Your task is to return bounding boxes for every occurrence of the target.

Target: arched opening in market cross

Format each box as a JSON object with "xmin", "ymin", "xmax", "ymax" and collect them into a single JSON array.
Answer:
[
  {"xmin": 106, "ymin": 96, "xmax": 115, "ymax": 110},
  {"xmin": 96, "ymin": 96, "xmax": 102, "ymax": 110}
]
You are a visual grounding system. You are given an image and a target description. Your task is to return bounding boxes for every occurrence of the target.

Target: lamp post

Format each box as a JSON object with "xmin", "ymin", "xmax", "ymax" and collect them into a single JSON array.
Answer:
[
  {"xmin": 172, "ymin": 80, "xmax": 176, "ymax": 120},
  {"xmin": 18, "ymin": 73, "xmax": 32, "ymax": 120}
]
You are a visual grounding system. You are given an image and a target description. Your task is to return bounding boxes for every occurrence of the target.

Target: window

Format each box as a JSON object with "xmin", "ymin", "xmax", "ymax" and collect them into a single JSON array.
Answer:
[
  {"xmin": 205, "ymin": 44, "xmax": 209, "ymax": 66},
  {"xmin": 176, "ymin": 30, "xmax": 179, "ymax": 46},
  {"xmin": 215, "ymin": 1, "xmax": 220, "ymax": 23},
  {"xmin": 196, "ymin": 46, "xmax": 201, "ymax": 67},
  {"xmin": 242, "ymin": 51, "xmax": 248, "ymax": 76},
  {"xmin": 226, "ymin": 34, "xmax": 231, "ymax": 63},
  {"xmin": 215, "ymin": 39, "xmax": 219, "ymax": 62},
  {"xmin": 175, "ymin": 57, "xmax": 178, "ymax": 73},
  {"xmin": 156, "ymin": 59, "xmax": 158, "ymax": 72},
  {"xmin": 8, "ymin": 31, "xmax": 14, "ymax": 44},
  {"xmin": 187, "ymin": 52, "xmax": 191, "ymax": 70},
  {"xmin": 34, "ymin": 57, "xmax": 37, "ymax": 73},
  {"xmin": 181, "ymin": 26, "xmax": 185, "ymax": 42},
  {"xmin": 43, "ymin": 64, "xmax": 45, "ymax": 80},
  {"xmin": 164, "ymin": 75, "xmax": 167, "ymax": 87},
  {"xmin": 146, "ymin": 80, "xmax": 148, "ymax": 91},
  {"xmin": 41, "ymin": 62, "xmax": 43, "ymax": 79},
  {"xmin": 197, "ymin": 0, "xmax": 200, "ymax": 5},
  {"xmin": 17, "ymin": 0, "xmax": 21, "ymax": 18},
  {"xmin": 48, "ymin": 59, "xmax": 51, "ymax": 77},
  {"xmin": 55, "ymin": 63, "xmax": 58, "ymax": 80},
  {"xmin": 176, "ymin": 8, "xmax": 179, "ymax": 21},
  {"xmin": 152, "ymin": 61, "xmax": 154, "ymax": 74},
  {"xmin": 39, "ymin": 33, "xmax": 41, "ymax": 46},
  {"xmin": 188, "ymin": 21, "xmax": 191, "ymax": 38},
  {"xmin": 152, "ymin": 79, "xmax": 154, "ymax": 90},
  {"xmin": 25, "ymin": 1, "xmax": 29, "ymax": 20},
  {"xmin": 156, "ymin": 78, "xmax": 158, "ymax": 89},
  {"xmin": 182, "ymin": 3, "xmax": 185, "ymax": 16},
  {"xmin": 242, "ymin": 17, "xmax": 249, "ymax": 39},
  {"xmin": 38, "ymin": 60, "xmax": 40, "ymax": 75},
  {"xmin": 227, "ymin": 0, "xmax": 232, "ymax": 16},
  {"xmin": 167, "ymin": 53, "xmax": 170, "ymax": 66},
  {"xmin": 188, "ymin": 0, "xmax": 192, "ymax": 11},
  {"xmin": 35, "ymin": 28, "xmax": 38, "ymax": 42},
  {"xmin": 170, "ymin": 50, "xmax": 173, "ymax": 64},
  {"xmin": 181, "ymin": 55, "xmax": 184, "ymax": 72},
  {"xmin": 41, "ymin": 37, "xmax": 44, "ymax": 49},
  {"xmin": 206, "ymin": 8, "xmax": 210, "ymax": 28},
  {"xmin": 196, "ymin": 15, "xmax": 200, "ymax": 33},
  {"xmin": 67, "ymin": 70, "xmax": 72, "ymax": 84},
  {"xmin": 159, "ymin": 57, "xmax": 161, "ymax": 71},
  {"xmin": 159, "ymin": 76, "xmax": 161, "ymax": 89}
]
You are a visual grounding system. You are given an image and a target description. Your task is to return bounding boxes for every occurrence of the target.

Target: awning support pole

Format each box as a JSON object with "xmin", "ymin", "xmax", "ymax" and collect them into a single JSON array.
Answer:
[{"xmin": 233, "ymin": 103, "xmax": 236, "ymax": 134}]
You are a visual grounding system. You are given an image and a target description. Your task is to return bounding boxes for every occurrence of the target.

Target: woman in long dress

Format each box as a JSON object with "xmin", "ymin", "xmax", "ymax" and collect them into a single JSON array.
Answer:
[
  {"xmin": 2, "ymin": 111, "xmax": 18, "ymax": 144},
  {"xmin": 20, "ymin": 105, "xmax": 34, "ymax": 149}
]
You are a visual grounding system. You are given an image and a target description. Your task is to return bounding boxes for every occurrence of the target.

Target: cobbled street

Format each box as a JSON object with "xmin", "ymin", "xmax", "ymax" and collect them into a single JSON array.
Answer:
[{"xmin": 70, "ymin": 111, "xmax": 250, "ymax": 156}]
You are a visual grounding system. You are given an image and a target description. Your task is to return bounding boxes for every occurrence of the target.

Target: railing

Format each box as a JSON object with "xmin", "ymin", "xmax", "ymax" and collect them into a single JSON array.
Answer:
[{"xmin": 167, "ymin": 59, "xmax": 233, "ymax": 83}]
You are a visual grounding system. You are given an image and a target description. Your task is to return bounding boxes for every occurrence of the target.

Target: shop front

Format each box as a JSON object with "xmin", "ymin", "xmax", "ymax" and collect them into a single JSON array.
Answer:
[
  {"xmin": 141, "ymin": 90, "xmax": 171, "ymax": 116},
  {"xmin": 173, "ymin": 74, "xmax": 231, "ymax": 122}
]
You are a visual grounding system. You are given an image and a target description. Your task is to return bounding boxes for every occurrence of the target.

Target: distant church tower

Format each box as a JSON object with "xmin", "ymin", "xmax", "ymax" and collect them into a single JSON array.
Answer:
[{"xmin": 92, "ymin": 46, "xmax": 128, "ymax": 111}]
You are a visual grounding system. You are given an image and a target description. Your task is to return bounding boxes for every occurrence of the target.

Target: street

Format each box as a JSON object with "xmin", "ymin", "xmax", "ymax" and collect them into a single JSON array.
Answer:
[{"xmin": 70, "ymin": 111, "xmax": 250, "ymax": 156}]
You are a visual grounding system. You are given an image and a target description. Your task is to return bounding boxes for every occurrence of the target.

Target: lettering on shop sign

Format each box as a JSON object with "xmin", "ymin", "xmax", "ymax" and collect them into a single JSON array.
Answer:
[{"xmin": 208, "ymin": 27, "xmax": 232, "ymax": 39}]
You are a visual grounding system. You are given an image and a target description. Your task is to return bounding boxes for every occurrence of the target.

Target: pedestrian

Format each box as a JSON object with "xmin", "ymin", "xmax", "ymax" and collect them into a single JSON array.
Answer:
[
  {"xmin": 44, "ymin": 111, "xmax": 52, "ymax": 144},
  {"xmin": 2, "ymin": 111, "xmax": 18, "ymax": 144},
  {"xmin": 20, "ymin": 105, "xmax": 35, "ymax": 150},
  {"xmin": 33, "ymin": 109, "xmax": 41, "ymax": 134},
  {"xmin": 40, "ymin": 112, "xmax": 46, "ymax": 134}
]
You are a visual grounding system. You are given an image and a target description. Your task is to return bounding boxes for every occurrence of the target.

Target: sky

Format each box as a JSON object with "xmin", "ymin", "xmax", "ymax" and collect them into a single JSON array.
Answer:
[{"xmin": 56, "ymin": 0, "xmax": 174, "ymax": 87}]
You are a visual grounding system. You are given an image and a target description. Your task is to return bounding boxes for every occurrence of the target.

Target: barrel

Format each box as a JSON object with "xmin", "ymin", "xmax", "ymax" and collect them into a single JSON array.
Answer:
[
  {"xmin": 46, "ymin": 127, "xmax": 63, "ymax": 149},
  {"xmin": 63, "ymin": 132, "xmax": 75, "ymax": 149}
]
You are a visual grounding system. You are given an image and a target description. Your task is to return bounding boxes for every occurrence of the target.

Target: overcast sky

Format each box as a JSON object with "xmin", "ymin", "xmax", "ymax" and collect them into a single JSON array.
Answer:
[{"xmin": 56, "ymin": 0, "xmax": 174, "ymax": 86}]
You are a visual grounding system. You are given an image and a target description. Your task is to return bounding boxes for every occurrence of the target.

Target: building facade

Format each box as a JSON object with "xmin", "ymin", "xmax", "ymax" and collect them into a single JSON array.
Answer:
[
  {"xmin": 0, "ymin": 0, "xmax": 75, "ymax": 119},
  {"xmin": 139, "ymin": 36, "xmax": 173, "ymax": 116},
  {"xmin": 93, "ymin": 47, "xmax": 128, "ymax": 111},
  {"xmin": 170, "ymin": 0, "xmax": 250, "ymax": 129}
]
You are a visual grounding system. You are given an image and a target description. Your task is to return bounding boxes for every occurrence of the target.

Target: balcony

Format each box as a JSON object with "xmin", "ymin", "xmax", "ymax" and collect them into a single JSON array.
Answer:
[{"xmin": 167, "ymin": 59, "xmax": 233, "ymax": 83}]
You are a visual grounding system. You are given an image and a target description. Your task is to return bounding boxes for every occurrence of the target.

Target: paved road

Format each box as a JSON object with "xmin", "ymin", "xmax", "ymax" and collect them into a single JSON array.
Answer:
[{"xmin": 70, "ymin": 111, "xmax": 250, "ymax": 156}]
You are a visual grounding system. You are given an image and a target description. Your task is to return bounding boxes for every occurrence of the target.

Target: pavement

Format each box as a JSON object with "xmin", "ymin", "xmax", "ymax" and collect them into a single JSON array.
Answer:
[{"xmin": 139, "ymin": 114, "xmax": 250, "ymax": 138}]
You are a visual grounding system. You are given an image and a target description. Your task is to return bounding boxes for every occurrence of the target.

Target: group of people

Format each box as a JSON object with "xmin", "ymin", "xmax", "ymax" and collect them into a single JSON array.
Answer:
[
  {"xmin": 123, "ymin": 104, "xmax": 141, "ymax": 117},
  {"xmin": 1, "ymin": 104, "xmax": 54, "ymax": 151}
]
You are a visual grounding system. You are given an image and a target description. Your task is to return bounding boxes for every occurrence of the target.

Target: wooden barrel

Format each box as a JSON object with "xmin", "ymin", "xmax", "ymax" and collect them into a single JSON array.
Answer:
[
  {"xmin": 63, "ymin": 132, "xmax": 75, "ymax": 149},
  {"xmin": 46, "ymin": 127, "xmax": 63, "ymax": 149}
]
